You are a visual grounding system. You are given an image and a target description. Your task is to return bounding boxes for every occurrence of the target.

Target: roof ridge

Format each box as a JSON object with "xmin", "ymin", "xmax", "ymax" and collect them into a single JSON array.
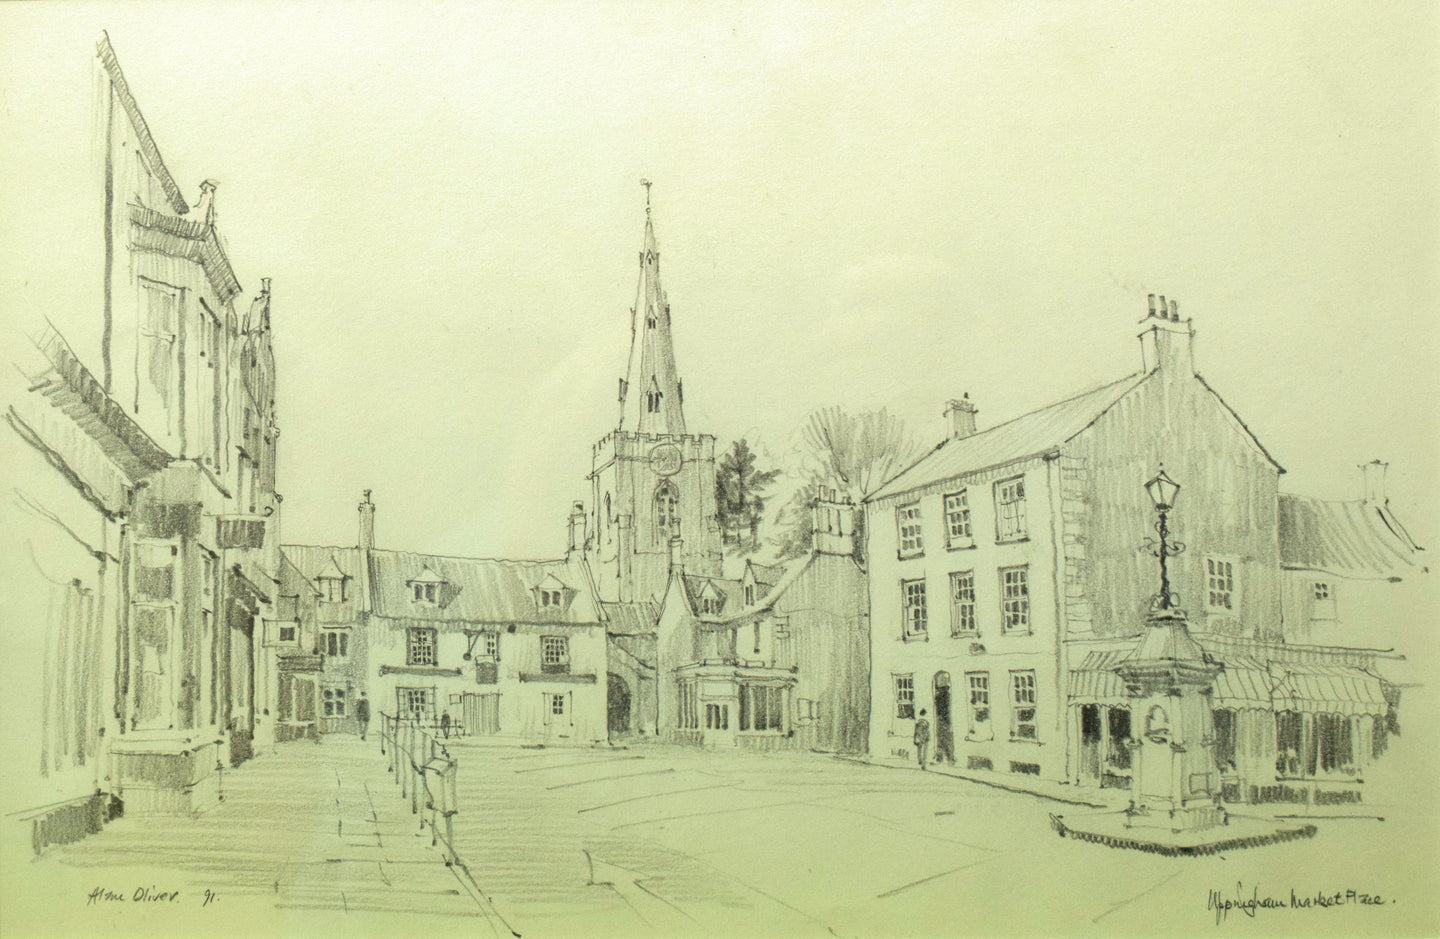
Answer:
[
  {"xmin": 971, "ymin": 371, "xmax": 1146, "ymax": 441},
  {"xmin": 369, "ymin": 548, "xmax": 570, "ymax": 565}
]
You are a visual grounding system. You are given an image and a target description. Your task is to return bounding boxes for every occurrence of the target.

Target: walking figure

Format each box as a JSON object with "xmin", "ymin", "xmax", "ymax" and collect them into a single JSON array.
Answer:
[
  {"xmin": 913, "ymin": 708, "xmax": 931, "ymax": 770},
  {"xmin": 355, "ymin": 692, "xmax": 370, "ymax": 741},
  {"xmin": 440, "ymin": 709, "xmax": 452, "ymax": 739}
]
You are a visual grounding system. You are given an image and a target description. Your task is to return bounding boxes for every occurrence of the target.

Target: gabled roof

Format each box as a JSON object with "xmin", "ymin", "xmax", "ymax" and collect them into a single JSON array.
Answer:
[
  {"xmin": 744, "ymin": 560, "xmax": 787, "ymax": 587},
  {"xmin": 316, "ymin": 557, "xmax": 349, "ymax": 580},
  {"xmin": 681, "ymin": 574, "xmax": 746, "ymax": 619},
  {"xmin": 97, "ymin": 34, "xmax": 189, "ymax": 216},
  {"xmin": 369, "ymin": 550, "xmax": 600, "ymax": 626},
  {"xmin": 871, "ymin": 373, "xmax": 1150, "ymax": 501},
  {"xmin": 407, "ymin": 565, "xmax": 448, "ymax": 585},
  {"xmin": 1279, "ymin": 495, "xmax": 1426, "ymax": 580}
]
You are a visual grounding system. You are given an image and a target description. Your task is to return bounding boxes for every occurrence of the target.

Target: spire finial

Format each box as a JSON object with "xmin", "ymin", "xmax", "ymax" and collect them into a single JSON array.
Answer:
[{"xmin": 641, "ymin": 178, "xmax": 652, "ymax": 216}]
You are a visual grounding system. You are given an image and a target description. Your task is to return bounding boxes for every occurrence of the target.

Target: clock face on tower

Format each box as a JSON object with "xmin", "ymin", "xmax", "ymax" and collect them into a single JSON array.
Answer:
[{"xmin": 649, "ymin": 443, "xmax": 683, "ymax": 477}]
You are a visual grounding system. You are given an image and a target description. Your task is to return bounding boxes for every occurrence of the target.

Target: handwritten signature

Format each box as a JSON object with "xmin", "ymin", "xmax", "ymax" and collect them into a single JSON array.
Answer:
[
  {"xmin": 87, "ymin": 886, "xmax": 219, "ymax": 907},
  {"xmin": 1207, "ymin": 883, "xmax": 1390, "ymax": 925}
]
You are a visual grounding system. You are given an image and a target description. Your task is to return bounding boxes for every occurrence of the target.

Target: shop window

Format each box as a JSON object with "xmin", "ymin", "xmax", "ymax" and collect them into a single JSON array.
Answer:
[{"xmin": 739, "ymin": 684, "xmax": 785, "ymax": 732}]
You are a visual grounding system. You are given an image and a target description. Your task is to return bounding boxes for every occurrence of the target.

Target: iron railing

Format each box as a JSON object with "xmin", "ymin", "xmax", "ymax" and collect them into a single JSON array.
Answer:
[{"xmin": 378, "ymin": 712, "xmax": 459, "ymax": 865}]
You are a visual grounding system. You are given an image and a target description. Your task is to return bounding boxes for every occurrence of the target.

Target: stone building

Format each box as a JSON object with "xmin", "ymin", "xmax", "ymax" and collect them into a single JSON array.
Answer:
[
  {"xmin": 2, "ymin": 36, "xmax": 292, "ymax": 850},
  {"xmin": 866, "ymin": 297, "xmax": 1414, "ymax": 806}
]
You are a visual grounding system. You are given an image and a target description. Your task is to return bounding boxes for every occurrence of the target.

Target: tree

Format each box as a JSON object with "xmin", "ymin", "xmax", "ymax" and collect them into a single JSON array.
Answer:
[
  {"xmin": 771, "ymin": 407, "xmax": 922, "ymax": 561},
  {"xmin": 715, "ymin": 438, "xmax": 781, "ymax": 555}
]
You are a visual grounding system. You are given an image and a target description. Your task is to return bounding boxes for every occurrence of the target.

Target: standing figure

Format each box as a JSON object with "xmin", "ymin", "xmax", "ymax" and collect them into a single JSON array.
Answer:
[
  {"xmin": 440, "ymin": 710, "xmax": 452, "ymax": 739},
  {"xmin": 913, "ymin": 709, "xmax": 931, "ymax": 770},
  {"xmin": 355, "ymin": 692, "xmax": 370, "ymax": 741}
]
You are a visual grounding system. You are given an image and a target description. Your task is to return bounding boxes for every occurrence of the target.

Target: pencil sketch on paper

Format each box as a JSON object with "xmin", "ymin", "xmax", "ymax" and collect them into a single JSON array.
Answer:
[{"xmin": 0, "ymin": 25, "xmax": 1434, "ymax": 939}]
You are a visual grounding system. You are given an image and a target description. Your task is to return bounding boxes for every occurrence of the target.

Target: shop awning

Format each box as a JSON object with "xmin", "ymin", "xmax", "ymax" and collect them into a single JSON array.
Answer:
[
  {"xmin": 1270, "ymin": 664, "xmax": 1390, "ymax": 717},
  {"xmin": 1068, "ymin": 651, "xmax": 1390, "ymax": 717}
]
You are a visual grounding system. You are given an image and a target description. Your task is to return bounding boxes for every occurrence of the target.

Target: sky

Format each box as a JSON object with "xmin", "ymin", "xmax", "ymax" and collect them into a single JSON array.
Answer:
[{"xmin": 1, "ymin": 1, "xmax": 1436, "ymax": 560}]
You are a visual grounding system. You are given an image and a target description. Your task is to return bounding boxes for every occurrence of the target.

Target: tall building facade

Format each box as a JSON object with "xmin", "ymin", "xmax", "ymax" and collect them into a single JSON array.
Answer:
[
  {"xmin": 586, "ymin": 199, "xmax": 722, "ymax": 604},
  {"xmin": 2, "ymin": 36, "xmax": 297, "ymax": 851}
]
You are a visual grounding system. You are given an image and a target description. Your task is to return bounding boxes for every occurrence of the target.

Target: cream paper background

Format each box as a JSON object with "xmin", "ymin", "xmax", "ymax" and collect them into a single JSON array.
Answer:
[{"xmin": 1, "ymin": 2, "xmax": 1436, "ymax": 936}]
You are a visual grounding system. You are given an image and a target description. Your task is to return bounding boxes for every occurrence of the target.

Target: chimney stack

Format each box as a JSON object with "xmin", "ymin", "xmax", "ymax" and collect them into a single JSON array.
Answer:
[
  {"xmin": 567, "ymin": 501, "xmax": 588, "ymax": 555},
  {"xmin": 1138, "ymin": 293, "xmax": 1195, "ymax": 375},
  {"xmin": 812, "ymin": 487, "xmax": 857, "ymax": 557},
  {"xmin": 260, "ymin": 277, "xmax": 271, "ymax": 297},
  {"xmin": 1361, "ymin": 460, "xmax": 1388, "ymax": 504},
  {"xmin": 358, "ymin": 490, "xmax": 375, "ymax": 550},
  {"xmin": 197, "ymin": 179, "xmax": 219, "ymax": 227},
  {"xmin": 944, "ymin": 394, "xmax": 979, "ymax": 440}
]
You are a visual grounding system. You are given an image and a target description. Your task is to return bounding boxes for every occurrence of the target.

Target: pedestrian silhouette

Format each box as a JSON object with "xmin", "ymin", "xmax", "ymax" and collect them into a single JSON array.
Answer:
[
  {"xmin": 440, "ymin": 709, "xmax": 452, "ymax": 739},
  {"xmin": 913, "ymin": 708, "xmax": 931, "ymax": 770},
  {"xmin": 355, "ymin": 692, "xmax": 370, "ymax": 741}
]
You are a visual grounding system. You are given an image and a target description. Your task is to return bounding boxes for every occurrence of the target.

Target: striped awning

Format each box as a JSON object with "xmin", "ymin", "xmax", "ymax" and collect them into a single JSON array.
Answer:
[{"xmin": 1069, "ymin": 651, "xmax": 1390, "ymax": 717}]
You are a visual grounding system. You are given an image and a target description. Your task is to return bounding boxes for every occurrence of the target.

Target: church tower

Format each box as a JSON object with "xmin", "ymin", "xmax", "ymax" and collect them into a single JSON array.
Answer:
[{"xmin": 586, "ymin": 185, "xmax": 722, "ymax": 602}]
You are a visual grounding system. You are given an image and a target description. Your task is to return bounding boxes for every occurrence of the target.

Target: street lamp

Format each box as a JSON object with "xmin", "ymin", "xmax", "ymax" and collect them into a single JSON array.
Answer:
[{"xmin": 1144, "ymin": 467, "xmax": 1185, "ymax": 610}]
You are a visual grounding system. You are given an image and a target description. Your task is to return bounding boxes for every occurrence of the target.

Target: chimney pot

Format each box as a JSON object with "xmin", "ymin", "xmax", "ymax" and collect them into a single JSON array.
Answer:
[
  {"xmin": 1148, "ymin": 294, "xmax": 1157, "ymax": 317},
  {"xmin": 1361, "ymin": 460, "xmax": 1388, "ymax": 504},
  {"xmin": 1169, "ymin": 299, "xmax": 1178, "ymax": 322},
  {"xmin": 260, "ymin": 277, "xmax": 272, "ymax": 296},
  {"xmin": 944, "ymin": 395, "xmax": 979, "ymax": 439},
  {"xmin": 358, "ymin": 490, "xmax": 376, "ymax": 550}
]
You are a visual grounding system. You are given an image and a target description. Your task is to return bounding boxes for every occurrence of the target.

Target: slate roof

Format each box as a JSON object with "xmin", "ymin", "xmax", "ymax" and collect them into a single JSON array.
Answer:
[
  {"xmin": 745, "ymin": 560, "xmax": 787, "ymax": 587},
  {"xmin": 599, "ymin": 600, "xmax": 661, "ymax": 634},
  {"xmin": 1278, "ymin": 495, "xmax": 1426, "ymax": 579},
  {"xmin": 282, "ymin": 545, "xmax": 363, "ymax": 581},
  {"xmin": 870, "ymin": 374, "xmax": 1150, "ymax": 501},
  {"xmin": 367, "ymin": 550, "xmax": 600, "ymax": 626}
]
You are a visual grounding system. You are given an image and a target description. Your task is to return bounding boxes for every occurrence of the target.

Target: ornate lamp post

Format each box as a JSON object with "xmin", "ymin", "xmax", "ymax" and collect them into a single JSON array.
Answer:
[
  {"xmin": 1114, "ymin": 466, "xmax": 1227, "ymax": 834},
  {"xmin": 1143, "ymin": 467, "xmax": 1184, "ymax": 611}
]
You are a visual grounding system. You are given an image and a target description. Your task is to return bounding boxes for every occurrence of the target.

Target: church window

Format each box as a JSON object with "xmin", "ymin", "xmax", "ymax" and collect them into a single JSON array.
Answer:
[
  {"xmin": 646, "ymin": 389, "xmax": 662, "ymax": 413},
  {"xmin": 655, "ymin": 481, "xmax": 680, "ymax": 543}
]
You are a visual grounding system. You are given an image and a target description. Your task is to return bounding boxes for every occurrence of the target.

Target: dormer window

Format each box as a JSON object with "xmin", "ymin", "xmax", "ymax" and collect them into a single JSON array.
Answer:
[
  {"xmin": 644, "ymin": 377, "xmax": 663, "ymax": 414},
  {"xmin": 316, "ymin": 556, "xmax": 349, "ymax": 603},
  {"xmin": 532, "ymin": 574, "xmax": 574, "ymax": 613},
  {"xmin": 408, "ymin": 566, "xmax": 447, "ymax": 605},
  {"xmin": 744, "ymin": 584, "xmax": 756, "ymax": 605},
  {"xmin": 695, "ymin": 581, "xmax": 725, "ymax": 617}
]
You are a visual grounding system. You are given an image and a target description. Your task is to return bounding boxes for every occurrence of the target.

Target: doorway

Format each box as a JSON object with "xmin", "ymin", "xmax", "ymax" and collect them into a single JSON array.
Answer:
[
  {"xmin": 933, "ymin": 672, "xmax": 954, "ymax": 764},
  {"xmin": 608, "ymin": 673, "xmax": 632, "ymax": 736},
  {"xmin": 463, "ymin": 692, "xmax": 500, "ymax": 735}
]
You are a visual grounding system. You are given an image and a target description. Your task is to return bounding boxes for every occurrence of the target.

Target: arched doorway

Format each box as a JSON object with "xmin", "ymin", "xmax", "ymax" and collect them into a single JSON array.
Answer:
[
  {"xmin": 608, "ymin": 673, "xmax": 632, "ymax": 736},
  {"xmin": 933, "ymin": 672, "xmax": 954, "ymax": 765}
]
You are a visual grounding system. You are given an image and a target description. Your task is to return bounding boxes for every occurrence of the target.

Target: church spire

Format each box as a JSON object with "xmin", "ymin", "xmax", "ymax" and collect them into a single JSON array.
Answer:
[{"xmin": 618, "ymin": 180, "xmax": 687, "ymax": 435}]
